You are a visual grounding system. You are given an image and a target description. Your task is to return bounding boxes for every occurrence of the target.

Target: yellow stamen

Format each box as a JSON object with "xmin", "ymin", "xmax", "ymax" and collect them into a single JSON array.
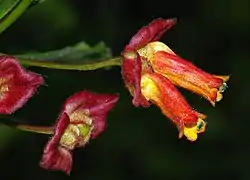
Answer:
[
  {"xmin": 69, "ymin": 109, "xmax": 92, "ymax": 125},
  {"xmin": 0, "ymin": 85, "xmax": 9, "ymax": 99},
  {"xmin": 60, "ymin": 124, "xmax": 79, "ymax": 150},
  {"xmin": 219, "ymin": 82, "xmax": 228, "ymax": 93}
]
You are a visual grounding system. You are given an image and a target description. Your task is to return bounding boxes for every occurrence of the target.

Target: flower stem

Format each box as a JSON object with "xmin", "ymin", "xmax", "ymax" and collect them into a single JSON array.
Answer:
[
  {"xmin": 0, "ymin": 0, "xmax": 33, "ymax": 35},
  {"xmin": 0, "ymin": 115, "xmax": 54, "ymax": 134},
  {"xmin": 14, "ymin": 124, "xmax": 54, "ymax": 134},
  {"xmin": 17, "ymin": 56, "xmax": 122, "ymax": 70},
  {"xmin": 1, "ymin": 123, "xmax": 54, "ymax": 134}
]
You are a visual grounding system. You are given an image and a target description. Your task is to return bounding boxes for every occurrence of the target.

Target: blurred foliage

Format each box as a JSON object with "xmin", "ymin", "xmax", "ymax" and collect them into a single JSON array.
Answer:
[
  {"xmin": 14, "ymin": 41, "xmax": 121, "ymax": 70},
  {"xmin": 17, "ymin": 41, "xmax": 112, "ymax": 62},
  {"xmin": 0, "ymin": 0, "xmax": 19, "ymax": 20},
  {"xmin": 0, "ymin": 0, "xmax": 249, "ymax": 180}
]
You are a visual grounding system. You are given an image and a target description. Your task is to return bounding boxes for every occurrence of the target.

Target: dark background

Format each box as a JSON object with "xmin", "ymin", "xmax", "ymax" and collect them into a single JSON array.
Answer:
[{"xmin": 0, "ymin": 0, "xmax": 249, "ymax": 179}]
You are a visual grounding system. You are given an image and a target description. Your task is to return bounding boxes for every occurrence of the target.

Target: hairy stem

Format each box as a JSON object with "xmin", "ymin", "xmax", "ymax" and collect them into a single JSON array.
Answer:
[
  {"xmin": 14, "ymin": 124, "xmax": 54, "ymax": 134},
  {"xmin": 0, "ymin": 115, "xmax": 54, "ymax": 134},
  {"xmin": 1, "ymin": 123, "xmax": 54, "ymax": 134},
  {"xmin": 17, "ymin": 56, "xmax": 122, "ymax": 70}
]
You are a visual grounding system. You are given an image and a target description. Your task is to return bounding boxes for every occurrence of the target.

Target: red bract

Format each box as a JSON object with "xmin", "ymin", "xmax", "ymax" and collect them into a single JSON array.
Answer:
[
  {"xmin": 40, "ymin": 91, "xmax": 119, "ymax": 174},
  {"xmin": 124, "ymin": 18, "xmax": 177, "ymax": 51},
  {"xmin": 121, "ymin": 18, "xmax": 177, "ymax": 107},
  {"xmin": 0, "ymin": 55, "xmax": 44, "ymax": 114}
]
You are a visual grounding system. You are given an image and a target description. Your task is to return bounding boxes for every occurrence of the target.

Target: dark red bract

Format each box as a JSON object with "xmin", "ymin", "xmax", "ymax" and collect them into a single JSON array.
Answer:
[
  {"xmin": 0, "ymin": 55, "xmax": 44, "ymax": 114},
  {"xmin": 40, "ymin": 91, "xmax": 119, "ymax": 174},
  {"xmin": 40, "ymin": 113, "xmax": 72, "ymax": 174},
  {"xmin": 124, "ymin": 18, "xmax": 177, "ymax": 51},
  {"xmin": 121, "ymin": 18, "xmax": 177, "ymax": 107}
]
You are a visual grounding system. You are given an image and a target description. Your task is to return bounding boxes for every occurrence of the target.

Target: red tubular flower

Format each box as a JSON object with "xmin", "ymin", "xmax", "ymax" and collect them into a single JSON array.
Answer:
[
  {"xmin": 122, "ymin": 18, "xmax": 229, "ymax": 106},
  {"xmin": 140, "ymin": 72, "xmax": 206, "ymax": 141},
  {"xmin": 40, "ymin": 91, "xmax": 119, "ymax": 174},
  {"xmin": 121, "ymin": 18, "xmax": 229, "ymax": 140},
  {"xmin": 0, "ymin": 55, "xmax": 44, "ymax": 114},
  {"xmin": 138, "ymin": 42, "xmax": 229, "ymax": 106}
]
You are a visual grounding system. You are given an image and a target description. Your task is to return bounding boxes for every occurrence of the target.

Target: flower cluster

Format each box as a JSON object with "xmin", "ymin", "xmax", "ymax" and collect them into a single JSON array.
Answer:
[
  {"xmin": 0, "ymin": 17, "xmax": 229, "ymax": 175},
  {"xmin": 121, "ymin": 18, "xmax": 229, "ymax": 141}
]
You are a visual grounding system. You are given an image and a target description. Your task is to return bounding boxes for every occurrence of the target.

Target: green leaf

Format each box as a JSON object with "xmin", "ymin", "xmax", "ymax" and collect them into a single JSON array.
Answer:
[
  {"xmin": 30, "ymin": 0, "xmax": 46, "ymax": 6},
  {"xmin": 15, "ymin": 41, "xmax": 122, "ymax": 71},
  {"xmin": 0, "ymin": 0, "xmax": 33, "ymax": 35},
  {"xmin": 18, "ymin": 41, "xmax": 112, "ymax": 63},
  {"xmin": 0, "ymin": 0, "xmax": 43, "ymax": 21},
  {"xmin": 0, "ymin": 0, "xmax": 20, "ymax": 20}
]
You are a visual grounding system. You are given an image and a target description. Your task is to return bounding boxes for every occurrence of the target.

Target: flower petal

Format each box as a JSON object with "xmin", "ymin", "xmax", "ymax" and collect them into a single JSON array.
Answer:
[
  {"xmin": 152, "ymin": 51, "xmax": 229, "ymax": 105},
  {"xmin": 40, "ymin": 146, "xmax": 72, "ymax": 175}
]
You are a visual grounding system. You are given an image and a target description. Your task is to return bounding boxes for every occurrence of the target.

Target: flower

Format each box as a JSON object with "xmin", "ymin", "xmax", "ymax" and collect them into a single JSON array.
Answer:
[
  {"xmin": 0, "ymin": 55, "xmax": 44, "ymax": 114},
  {"xmin": 138, "ymin": 41, "xmax": 229, "ymax": 106},
  {"xmin": 121, "ymin": 18, "xmax": 229, "ymax": 106},
  {"xmin": 40, "ymin": 91, "xmax": 119, "ymax": 174},
  {"xmin": 141, "ymin": 73, "xmax": 206, "ymax": 141},
  {"xmin": 121, "ymin": 18, "xmax": 229, "ymax": 140}
]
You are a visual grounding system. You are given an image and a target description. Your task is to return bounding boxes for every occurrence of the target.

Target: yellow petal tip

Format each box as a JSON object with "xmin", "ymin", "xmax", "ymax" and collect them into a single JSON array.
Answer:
[
  {"xmin": 216, "ymin": 92, "xmax": 223, "ymax": 102},
  {"xmin": 216, "ymin": 75, "xmax": 230, "ymax": 82},
  {"xmin": 183, "ymin": 118, "xmax": 206, "ymax": 142}
]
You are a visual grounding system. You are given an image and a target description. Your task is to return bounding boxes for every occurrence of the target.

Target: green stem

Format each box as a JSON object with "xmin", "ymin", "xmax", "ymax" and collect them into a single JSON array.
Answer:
[
  {"xmin": 17, "ymin": 56, "xmax": 122, "ymax": 70},
  {"xmin": 15, "ymin": 124, "xmax": 54, "ymax": 134},
  {"xmin": 2, "ymin": 123, "xmax": 54, "ymax": 134},
  {"xmin": 0, "ymin": 0, "xmax": 33, "ymax": 35},
  {"xmin": 0, "ymin": 115, "xmax": 54, "ymax": 134}
]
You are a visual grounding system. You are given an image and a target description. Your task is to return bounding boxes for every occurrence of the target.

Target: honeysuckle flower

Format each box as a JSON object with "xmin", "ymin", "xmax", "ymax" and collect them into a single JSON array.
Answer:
[
  {"xmin": 122, "ymin": 18, "xmax": 229, "ymax": 106},
  {"xmin": 40, "ymin": 91, "xmax": 119, "ymax": 174},
  {"xmin": 141, "ymin": 72, "xmax": 206, "ymax": 141},
  {"xmin": 0, "ymin": 55, "xmax": 44, "ymax": 114},
  {"xmin": 121, "ymin": 18, "xmax": 229, "ymax": 141},
  {"xmin": 138, "ymin": 41, "xmax": 229, "ymax": 106}
]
